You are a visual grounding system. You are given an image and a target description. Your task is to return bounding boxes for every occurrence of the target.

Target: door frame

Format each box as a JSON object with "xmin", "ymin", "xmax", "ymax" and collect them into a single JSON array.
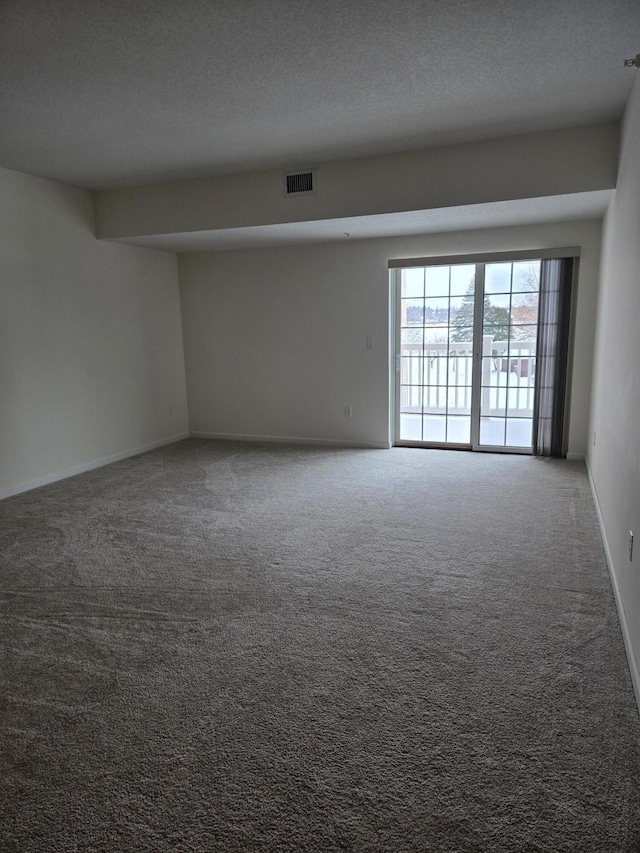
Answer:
[{"xmin": 389, "ymin": 247, "xmax": 581, "ymax": 453}]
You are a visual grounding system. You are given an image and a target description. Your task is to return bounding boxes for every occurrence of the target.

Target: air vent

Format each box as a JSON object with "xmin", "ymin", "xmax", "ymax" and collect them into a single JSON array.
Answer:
[{"xmin": 284, "ymin": 169, "xmax": 316, "ymax": 196}]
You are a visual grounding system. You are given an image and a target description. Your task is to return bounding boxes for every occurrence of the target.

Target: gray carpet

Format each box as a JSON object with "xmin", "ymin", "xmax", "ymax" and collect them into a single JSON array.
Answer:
[{"xmin": 1, "ymin": 439, "xmax": 639, "ymax": 852}]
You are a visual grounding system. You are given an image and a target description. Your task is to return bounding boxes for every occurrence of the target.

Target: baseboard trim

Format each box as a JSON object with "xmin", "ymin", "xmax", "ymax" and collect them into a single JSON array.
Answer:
[
  {"xmin": 585, "ymin": 455, "xmax": 640, "ymax": 716},
  {"xmin": 566, "ymin": 451, "xmax": 586, "ymax": 462},
  {"xmin": 189, "ymin": 431, "xmax": 390, "ymax": 450},
  {"xmin": 0, "ymin": 433, "xmax": 190, "ymax": 501}
]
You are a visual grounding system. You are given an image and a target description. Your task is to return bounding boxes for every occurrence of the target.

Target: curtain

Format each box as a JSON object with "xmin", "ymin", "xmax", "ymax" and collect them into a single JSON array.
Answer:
[{"xmin": 532, "ymin": 258, "xmax": 574, "ymax": 457}]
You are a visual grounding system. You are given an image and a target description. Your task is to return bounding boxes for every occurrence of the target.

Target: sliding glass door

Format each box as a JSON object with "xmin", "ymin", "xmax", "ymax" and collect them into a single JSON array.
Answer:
[
  {"xmin": 479, "ymin": 260, "xmax": 541, "ymax": 449},
  {"xmin": 395, "ymin": 258, "xmax": 542, "ymax": 453}
]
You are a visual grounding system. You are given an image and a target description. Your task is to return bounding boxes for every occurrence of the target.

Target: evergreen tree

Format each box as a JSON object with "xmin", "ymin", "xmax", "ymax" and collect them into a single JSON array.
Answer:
[{"xmin": 450, "ymin": 282, "xmax": 511, "ymax": 344}]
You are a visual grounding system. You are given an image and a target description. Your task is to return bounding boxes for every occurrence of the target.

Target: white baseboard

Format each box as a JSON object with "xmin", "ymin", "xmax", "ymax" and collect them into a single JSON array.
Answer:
[
  {"xmin": 566, "ymin": 451, "xmax": 586, "ymax": 461},
  {"xmin": 189, "ymin": 431, "xmax": 390, "ymax": 450},
  {"xmin": 0, "ymin": 433, "xmax": 190, "ymax": 501},
  {"xmin": 585, "ymin": 455, "xmax": 640, "ymax": 716}
]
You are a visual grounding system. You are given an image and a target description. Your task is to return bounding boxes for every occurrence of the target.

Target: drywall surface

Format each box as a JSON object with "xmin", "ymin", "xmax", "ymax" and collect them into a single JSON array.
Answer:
[
  {"xmin": 0, "ymin": 167, "xmax": 188, "ymax": 496},
  {"xmin": 588, "ymin": 75, "xmax": 640, "ymax": 694},
  {"xmin": 96, "ymin": 124, "xmax": 617, "ymax": 240},
  {"xmin": 179, "ymin": 218, "xmax": 601, "ymax": 453},
  {"xmin": 180, "ymin": 242, "xmax": 391, "ymax": 447}
]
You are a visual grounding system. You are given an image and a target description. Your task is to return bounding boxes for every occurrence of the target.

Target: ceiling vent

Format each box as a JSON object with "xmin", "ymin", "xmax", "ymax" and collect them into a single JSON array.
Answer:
[{"xmin": 284, "ymin": 169, "xmax": 316, "ymax": 197}]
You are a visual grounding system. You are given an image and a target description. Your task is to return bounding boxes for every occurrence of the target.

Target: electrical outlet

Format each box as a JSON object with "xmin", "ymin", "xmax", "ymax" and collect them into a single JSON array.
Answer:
[
  {"xmin": 168, "ymin": 405, "xmax": 174, "ymax": 415},
  {"xmin": 629, "ymin": 531, "xmax": 634, "ymax": 561},
  {"xmin": 344, "ymin": 406, "xmax": 353, "ymax": 418},
  {"xmin": 366, "ymin": 336, "xmax": 375, "ymax": 350}
]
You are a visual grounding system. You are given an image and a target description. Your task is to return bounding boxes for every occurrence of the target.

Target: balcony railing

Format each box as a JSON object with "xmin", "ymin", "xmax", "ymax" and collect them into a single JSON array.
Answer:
[{"xmin": 401, "ymin": 337, "xmax": 536, "ymax": 417}]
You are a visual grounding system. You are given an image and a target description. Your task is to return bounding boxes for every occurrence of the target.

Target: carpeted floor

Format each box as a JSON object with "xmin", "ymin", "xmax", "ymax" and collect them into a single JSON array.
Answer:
[{"xmin": 1, "ymin": 438, "xmax": 639, "ymax": 852}]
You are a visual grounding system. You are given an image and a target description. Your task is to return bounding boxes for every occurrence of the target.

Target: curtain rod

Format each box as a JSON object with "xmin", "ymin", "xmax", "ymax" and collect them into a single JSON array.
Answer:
[{"xmin": 388, "ymin": 247, "xmax": 581, "ymax": 269}]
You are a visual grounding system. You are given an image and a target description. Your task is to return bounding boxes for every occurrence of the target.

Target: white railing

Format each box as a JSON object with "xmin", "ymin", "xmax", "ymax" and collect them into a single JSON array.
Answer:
[{"xmin": 401, "ymin": 337, "xmax": 536, "ymax": 417}]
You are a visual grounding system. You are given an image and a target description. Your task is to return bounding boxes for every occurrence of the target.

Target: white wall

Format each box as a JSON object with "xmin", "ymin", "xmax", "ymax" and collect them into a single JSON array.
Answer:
[
  {"xmin": 179, "ymin": 218, "xmax": 601, "ymax": 454},
  {"xmin": 96, "ymin": 124, "xmax": 617, "ymax": 241},
  {"xmin": 588, "ymin": 75, "xmax": 640, "ymax": 701},
  {"xmin": 0, "ymin": 166, "xmax": 189, "ymax": 497}
]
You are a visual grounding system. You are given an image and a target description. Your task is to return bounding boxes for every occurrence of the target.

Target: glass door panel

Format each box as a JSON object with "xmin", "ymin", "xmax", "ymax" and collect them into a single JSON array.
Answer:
[
  {"xmin": 398, "ymin": 264, "xmax": 475, "ymax": 445},
  {"xmin": 476, "ymin": 260, "xmax": 540, "ymax": 451}
]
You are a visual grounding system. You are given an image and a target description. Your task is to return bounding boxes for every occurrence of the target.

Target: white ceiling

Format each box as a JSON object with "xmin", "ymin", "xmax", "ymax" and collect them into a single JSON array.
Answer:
[
  {"xmin": 114, "ymin": 191, "xmax": 613, "ymax": 252},
  {"xmin": 1, "ymin": 0, "xmax": 638, "ymax": 192}
]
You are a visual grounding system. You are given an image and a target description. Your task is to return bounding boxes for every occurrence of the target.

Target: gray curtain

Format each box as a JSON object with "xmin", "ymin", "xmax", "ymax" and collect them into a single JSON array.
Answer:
[{"xmin": 532, "ymin": 258, "xmax": 574, "ymax": 457}]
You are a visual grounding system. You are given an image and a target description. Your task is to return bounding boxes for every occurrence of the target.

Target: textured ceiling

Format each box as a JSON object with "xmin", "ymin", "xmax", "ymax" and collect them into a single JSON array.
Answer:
[{"xmin": 1, "ymin": 0, "xmax": 638, "ymax": 191}]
